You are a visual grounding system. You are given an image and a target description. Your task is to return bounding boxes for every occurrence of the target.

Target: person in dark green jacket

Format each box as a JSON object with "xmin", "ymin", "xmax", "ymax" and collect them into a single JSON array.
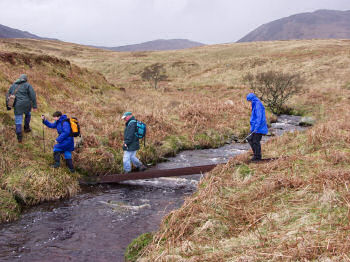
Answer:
[
  {"xmin": 6, "ymin": 74, "xmax": 37, "ymax": 142},
  {"xmin": 122, "ymin": 112, "xmax": 146, "ymax": 173}
]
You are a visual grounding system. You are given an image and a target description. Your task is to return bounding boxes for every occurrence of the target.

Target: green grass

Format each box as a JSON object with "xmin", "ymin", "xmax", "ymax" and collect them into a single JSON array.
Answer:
[
  {"xmin": 125, "ymin": 232, "xmax": 153, "ymax": 262},
  {"xmin": 0, "ymin": 189, "xmax": 20, "ymax": 223}
]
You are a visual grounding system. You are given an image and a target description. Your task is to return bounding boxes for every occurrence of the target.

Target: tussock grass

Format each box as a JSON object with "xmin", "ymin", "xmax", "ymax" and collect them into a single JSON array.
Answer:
[
  {"xmin": 0, "ymin": 189, "xmax": 20, "ymax": 223},
  {"xmin": 140, "ymin": 104, "xmax": 350, "ymax": 260},
  {"xmin": 1, "ymin": 38, "xmax": 350, "ymax": 262},
  {"xmin": 3, "ymin": 167, "xmax": 79, "ymax": 205},
  {"xmin": 0, "ymin": 51, "xmax": 110, "ymax": 222}
]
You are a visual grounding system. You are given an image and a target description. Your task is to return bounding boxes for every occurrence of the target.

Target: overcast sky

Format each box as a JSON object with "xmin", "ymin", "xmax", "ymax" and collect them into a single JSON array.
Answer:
[{"xmin": 0, "ymin": 0, "xmax": 350, "ymax": 46}]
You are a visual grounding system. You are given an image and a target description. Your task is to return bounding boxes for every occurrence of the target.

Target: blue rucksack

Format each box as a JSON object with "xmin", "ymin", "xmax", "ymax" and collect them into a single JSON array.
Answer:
[{"xmin": 129, "ymin": 120, "xmax": 147, "ymax": 145}]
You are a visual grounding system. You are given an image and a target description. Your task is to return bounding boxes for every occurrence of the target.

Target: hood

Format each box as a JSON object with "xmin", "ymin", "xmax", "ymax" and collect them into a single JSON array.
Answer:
[
  {"xmin": 59, "ymin": 115, "xmax": 68, "ymax": 122},
  {"xmin": 19, "ymin": 74, "xmax": 27, "ymax": 82},
  {"xmin": 14, "ymin": 78, "xmax": 26, "ymax": 84},
  {"xmin": 14, "ymin": 74, "xmax": 28, "ymax": 84},
  {"xmin": 125, "ymin": 116, "xmax": 135, "ymax": 126},
  {"xmin": 246, "ymin": 93, "xmax": 259, "ymax": 102}
]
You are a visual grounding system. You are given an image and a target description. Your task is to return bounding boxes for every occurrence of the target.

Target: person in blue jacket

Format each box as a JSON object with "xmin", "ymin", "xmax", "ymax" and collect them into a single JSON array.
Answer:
[
  {"xmin": 246, "ymin": 93, "xmax": 268, "ymax": 161},
  {"xmin": 41, "ymin": 111, "xmax": 75, "ymax": 172}
]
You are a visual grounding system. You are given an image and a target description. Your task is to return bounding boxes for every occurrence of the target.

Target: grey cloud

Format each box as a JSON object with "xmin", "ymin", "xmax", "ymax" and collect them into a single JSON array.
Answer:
[{"xmin": 0, "ymin": 0, "xmax": 349, "ymax": 46}]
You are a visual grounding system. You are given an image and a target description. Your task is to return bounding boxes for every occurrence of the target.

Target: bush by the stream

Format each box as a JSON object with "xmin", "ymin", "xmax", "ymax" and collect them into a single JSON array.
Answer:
[{"xmin": 244, "ymin": 70, "xmax": 304, "ymax": 115}]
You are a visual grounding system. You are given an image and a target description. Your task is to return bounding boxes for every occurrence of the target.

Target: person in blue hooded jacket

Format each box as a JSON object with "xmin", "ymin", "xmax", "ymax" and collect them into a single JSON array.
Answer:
[
  {"xmin": 246, "ymin": 93, "xmax": 268, "ymax": 161},
  {"xmin": 41, "ymin": 111, "xmax": 75, "ymax": 172}
]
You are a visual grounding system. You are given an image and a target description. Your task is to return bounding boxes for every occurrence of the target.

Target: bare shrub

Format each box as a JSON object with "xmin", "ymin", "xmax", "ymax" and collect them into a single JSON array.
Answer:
[
  {"xmin": 243, "ymin": 70, "xmax": 304, "ymax": 114},
  {"xmin": 141, "ymin": 63, "xmax": 168, "ymax": 89}
]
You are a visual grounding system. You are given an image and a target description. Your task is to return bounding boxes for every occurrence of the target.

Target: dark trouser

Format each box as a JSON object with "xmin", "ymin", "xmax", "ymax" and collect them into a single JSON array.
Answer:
[
  {"xmin": 247, "ymin": 133, "xmax": 263, "ymax": 160},
  {"xmin": 53, "ymin": 151, "xmax": 74, "ymax": 170},
  {"xmin": 15, "ymin": 112, "xmax": 31, "ymax": 132},
  {"xmin": 24, "ymin": 114, "xmax": 31, "ymax": 131},
  {"xmin": 53, "ymin": 151, "xmax": 61, "ymax": 164},
  {"xmin": 14, "ymin": 112, "xmax": 31, "ymax": 141}
]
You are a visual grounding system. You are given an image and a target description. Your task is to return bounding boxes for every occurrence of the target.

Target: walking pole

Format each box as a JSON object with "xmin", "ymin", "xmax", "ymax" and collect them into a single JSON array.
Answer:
[
  {"xmin": 42, "ymin": 120, "xmax": 46, "ymax": 153},
  {"xmin": 240, "ymin": 131, "xmax": 255, "ymax": 143}
]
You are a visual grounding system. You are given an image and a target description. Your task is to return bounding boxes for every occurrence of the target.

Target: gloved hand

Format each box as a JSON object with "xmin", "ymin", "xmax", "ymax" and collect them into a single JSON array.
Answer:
[
  {"xmin": 123, "ymin": 143, "xmax": 128, "ymax": 150},
  {"xmin": 6, "ymin": 106, "xmax": 11, "ymax": 111}
]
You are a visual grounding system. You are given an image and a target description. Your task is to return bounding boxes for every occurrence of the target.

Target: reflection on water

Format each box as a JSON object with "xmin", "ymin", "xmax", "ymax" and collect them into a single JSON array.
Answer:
[{"xmin": 0, "ymin": 115, "xmax": 306, "ymax": 262}]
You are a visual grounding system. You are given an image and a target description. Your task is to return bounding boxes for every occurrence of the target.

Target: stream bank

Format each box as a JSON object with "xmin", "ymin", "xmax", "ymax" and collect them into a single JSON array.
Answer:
[{"xmin": 0, "ymin": 115, "xmax": 306, "ymax": 262}]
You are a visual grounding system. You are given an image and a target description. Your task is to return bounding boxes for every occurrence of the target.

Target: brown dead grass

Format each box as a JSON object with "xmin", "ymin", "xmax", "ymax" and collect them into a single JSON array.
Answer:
[
  {"xmin": 140, "ymin": 103, "xmax": 350, "ymax": 261},
  {"xmin": 1, "ymin": 38, "xmax": 350, "ymax": 260}
]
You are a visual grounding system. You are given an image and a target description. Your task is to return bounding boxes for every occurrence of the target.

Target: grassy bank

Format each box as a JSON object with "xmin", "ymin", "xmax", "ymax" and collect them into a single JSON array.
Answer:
[
  {"xmin": 129, "ymin": 43, "xmax": 350, "ymax": 261},
  {"xmin": 138, "ymin": 101, "xmax": 350, "ymax": 260},
  {"xmin": 0, "ymin": 51, "xmax": 112, "ymax": 222}
]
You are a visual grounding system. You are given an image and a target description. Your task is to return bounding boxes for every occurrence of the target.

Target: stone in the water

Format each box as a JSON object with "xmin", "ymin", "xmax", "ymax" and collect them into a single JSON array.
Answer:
[{"xmin": 299, "ymin": 116, "xmax": 315, "ymax": 126}]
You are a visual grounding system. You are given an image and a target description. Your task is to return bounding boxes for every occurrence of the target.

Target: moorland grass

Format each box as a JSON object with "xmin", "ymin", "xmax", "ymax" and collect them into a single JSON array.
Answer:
[
  {"xmin": 139, "ymin": 96, "xmax": 350, "ymax": 261},
  {"xmin": 1, "ymin": 39, "xmax": 350, "ymax": 261}
]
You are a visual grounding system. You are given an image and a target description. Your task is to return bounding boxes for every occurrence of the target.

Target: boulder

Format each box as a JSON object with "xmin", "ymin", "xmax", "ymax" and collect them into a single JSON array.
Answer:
[
  {"xmin": 224, "ymin": 100, "xmax": 234, "ymax": 106},
  {"xmin": 299, "ymin": 116, "xmax": 315, "ymax": 126}
]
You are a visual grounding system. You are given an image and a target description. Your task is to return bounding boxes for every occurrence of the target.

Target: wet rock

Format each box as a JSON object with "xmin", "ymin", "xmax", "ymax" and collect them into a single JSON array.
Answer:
[
  {"xmin": 224, "ymin": 100, "xmax": 234, "ymax": 106},
  {"xmin": 266, "ymin": 131, "xmax": 274, "ymax": 136},
  {"xmin": 299, "ymin": 116, "xmax": 315, "ymax": 126},
  {"xmin": 58, "ymin": 230, "xmax": 75, "ymax": 241}
]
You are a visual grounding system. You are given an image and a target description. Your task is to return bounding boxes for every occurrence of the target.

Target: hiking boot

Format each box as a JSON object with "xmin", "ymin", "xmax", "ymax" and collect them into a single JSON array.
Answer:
[
  {"xmin": 65, "ymin": 159, "xmax": 75, "ymax": 173},
  {"xmin": 52, "ymin": 152, "xmax": 61, "ymax": 168},
  {"xmin": 51, "ymin": 162, "xmax": 60, "ymax": 168},
  {"xmin": 251, "ymin": 157, "xmax": 262, "ymax": 162},
  {"xmin": 137, "ymin": 165, "xmax": 147, "ymax": 172},
  {"xmin": 16, "ymin": 133, "xmax": 23, "ymax": 143},
  {"xmin": 24, "ymin": 127, "xmax": 32, "ymax": 133}
]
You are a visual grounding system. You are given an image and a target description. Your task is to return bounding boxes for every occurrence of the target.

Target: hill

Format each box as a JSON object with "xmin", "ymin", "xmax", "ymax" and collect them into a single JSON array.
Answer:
[
  {"xmin": 100, "ymin": 39, "xmax": 204, "ymax": 52},
  {"xmin": 0, "ymin": 23, "xmax": 54, "ymax": 40},
  {"xmin": 238, "ymin": 9, "xmax": 350, "ymax": 42}
]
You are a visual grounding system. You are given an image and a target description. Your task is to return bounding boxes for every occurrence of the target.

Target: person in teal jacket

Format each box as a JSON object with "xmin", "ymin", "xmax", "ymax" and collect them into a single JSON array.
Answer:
[
  {"xmin": 122, "ymin": 112, "xmax": 146, "ymax": 173},
  {"xmin": 246, "ymin": 93, "xmax": 268, "ymax": 161},
  {"xmin": 6, "ymin": 74, "xmax": 37, "ymax": 142}
]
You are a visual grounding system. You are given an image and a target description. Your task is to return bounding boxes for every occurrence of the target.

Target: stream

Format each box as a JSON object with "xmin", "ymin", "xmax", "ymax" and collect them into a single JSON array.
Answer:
[{"xmin": 0, "ymin": 115, "xmax": 306, "ymax": 262}]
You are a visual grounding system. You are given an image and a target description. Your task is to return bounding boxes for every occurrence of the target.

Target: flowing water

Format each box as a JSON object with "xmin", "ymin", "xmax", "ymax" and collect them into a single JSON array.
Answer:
[{"xmin": 0, "ymin": 115, "xmax": 306, "ymax": 262}]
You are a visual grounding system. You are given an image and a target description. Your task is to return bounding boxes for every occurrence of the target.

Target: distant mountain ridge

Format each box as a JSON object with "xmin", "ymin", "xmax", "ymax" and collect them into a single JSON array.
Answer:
[
  {"xmin": 101, "ymin": 39, "xmax": 205, "ymax": 52},
  {"xmin": 238, "ymin": 9, "xmax": 350, "ymax": 42},
  {"xmin": 0, "ymin": 23, "xmax": 204, "ymax": 52},
  {"xmin": 0, "ymin": 24, "xmax": 54, "ymax": 40}
]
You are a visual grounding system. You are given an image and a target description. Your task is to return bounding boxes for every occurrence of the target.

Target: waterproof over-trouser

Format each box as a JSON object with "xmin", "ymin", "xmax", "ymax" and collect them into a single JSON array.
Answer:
[
  {"xmin": 6, "ymin": 76, "xmax": 37, "ymax": 141},
  {"xmin": 246, "ymin": 93, "xmax": 268, "ymax": 160},
  {"xmin": 123, "ymin": 116, "xmax": 142, "ymax": 173},
  {"xmin": 43, "ymin": 115, "xmax": 75, "ymax": 171}
]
